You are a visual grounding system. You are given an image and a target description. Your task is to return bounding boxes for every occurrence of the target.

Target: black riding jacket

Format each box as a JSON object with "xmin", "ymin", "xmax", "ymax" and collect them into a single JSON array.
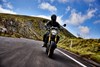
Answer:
[{"xmin": 45, "ymin": 21, "xmax": 60, "ymax": 29}]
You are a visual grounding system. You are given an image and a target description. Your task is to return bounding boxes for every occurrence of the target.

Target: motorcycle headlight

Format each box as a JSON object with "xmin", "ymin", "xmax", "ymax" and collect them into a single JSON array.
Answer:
[{"xmin": 51, "ymin": 30, "xmax": 57, "ymax": 35}]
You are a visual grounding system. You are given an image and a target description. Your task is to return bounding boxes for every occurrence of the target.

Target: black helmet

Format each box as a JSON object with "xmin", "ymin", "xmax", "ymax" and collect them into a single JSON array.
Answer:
[{"xmin": 51, "ymin": 14, "xmax": 57, "ymax": 21}]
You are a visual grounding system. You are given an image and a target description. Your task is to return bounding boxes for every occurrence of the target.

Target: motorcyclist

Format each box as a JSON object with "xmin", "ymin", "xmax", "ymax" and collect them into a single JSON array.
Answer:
[{"xmin": 42, "ymin": 14, "xmax": 60, "ymax": 47}]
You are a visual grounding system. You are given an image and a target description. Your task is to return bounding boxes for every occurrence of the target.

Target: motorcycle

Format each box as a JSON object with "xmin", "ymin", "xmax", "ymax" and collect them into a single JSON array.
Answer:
[{"xmin": 46, "ymin": 26, "xmax": 59, "ymax": 57}]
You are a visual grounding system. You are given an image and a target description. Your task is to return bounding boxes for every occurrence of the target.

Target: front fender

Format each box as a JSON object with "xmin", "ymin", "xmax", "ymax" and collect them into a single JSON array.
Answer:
[{"xmin": 51, "ymin": 41, "xmax": 57, "ymax": 49}]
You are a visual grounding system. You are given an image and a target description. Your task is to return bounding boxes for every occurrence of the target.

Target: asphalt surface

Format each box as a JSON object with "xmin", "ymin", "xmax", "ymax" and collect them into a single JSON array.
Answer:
[{"xmin": 0, "ymin": 37, "xmax": 99, "ymax": 67}]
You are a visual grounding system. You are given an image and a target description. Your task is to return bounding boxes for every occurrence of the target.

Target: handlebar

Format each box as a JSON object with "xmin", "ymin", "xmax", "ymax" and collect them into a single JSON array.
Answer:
[{"xmin": 47, "ymin": 26, "xmax": 58, "ymax": 31}]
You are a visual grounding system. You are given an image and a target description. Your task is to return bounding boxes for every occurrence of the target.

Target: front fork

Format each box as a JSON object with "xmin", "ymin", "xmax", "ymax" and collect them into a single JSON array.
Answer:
[
  {"xmin": 48, "ymin": 34, "xmax": 58, "ymax": 43},
  {"xmin": 48, "ymin": 34, "xmax": 57, "ymax": 49}
]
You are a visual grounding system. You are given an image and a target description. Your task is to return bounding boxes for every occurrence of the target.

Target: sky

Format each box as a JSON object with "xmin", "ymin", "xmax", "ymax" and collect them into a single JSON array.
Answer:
[{"xmin": 0, "ymin": 0, "xmax": 100, "ymax": 39}]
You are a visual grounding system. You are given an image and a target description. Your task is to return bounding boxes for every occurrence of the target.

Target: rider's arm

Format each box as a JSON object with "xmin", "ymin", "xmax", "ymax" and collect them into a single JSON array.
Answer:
[
  {"xmin": 57, "ymin": 22, "xmax": 64, "ymax": 31},
  {"xmin": 45, "ymin": 21, "xmax": 51, "ymax": 30},
  {"xmin": 56, "ymin": 22, "xmax": 61, "ymax": 29}
]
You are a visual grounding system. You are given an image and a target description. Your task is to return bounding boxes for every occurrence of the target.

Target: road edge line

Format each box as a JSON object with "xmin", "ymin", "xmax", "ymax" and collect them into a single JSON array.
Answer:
[{"xmin": 56, "ymin": 49, "xmax": 87, "ymax": 67}]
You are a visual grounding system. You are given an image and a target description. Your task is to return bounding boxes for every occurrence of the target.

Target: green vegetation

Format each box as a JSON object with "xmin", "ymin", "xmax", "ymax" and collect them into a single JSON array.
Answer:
[{"xmin": 58, "ymin": 38, "xmax": 100, "ymax": 63}]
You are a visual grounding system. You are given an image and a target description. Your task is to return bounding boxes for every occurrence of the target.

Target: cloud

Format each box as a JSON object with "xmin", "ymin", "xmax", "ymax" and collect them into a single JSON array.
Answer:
[
  {"xmin": 61, "ymin": 0, "xmax": 88, "ymax": 3},
  {"xmin": 66, "ymin": 6, "xmax": 71, "ymax": 12},
  {"xmin": 58, "ymin": 0, "xmax": 68, "ymax": 3},
  {"xmin": 2, "ymin": 0, "xmax": 7, "ymax": 2},
  {"xmin": 89, "ymin": 3, "xmax": 93, "ymax": 7},
  {"xmin": 37, "ymin": 0, "xmax": 41, "ymax": 3},
  {"xmin": 4, "ymin": 2, "xmax": 13, "ymax": 9},
  {"xmin": 93, "ymin": 20, "xmax": 100, "ymax": 24},
  {"xmin": 57, "ymin": 15, "xmax": 64, "ymax": 25},
  {"xmin": 83, "ymin": 0, "xmax": 95, "ymax": 3},
  {"xmin": 0, "ymin": 5, "xmax": 16, "ymax": 14},
  {"xmin": 2, "ymin": 0, "xmax": 13, "ymax": 9},
  {"xmin": 65, "ymin": 8, "xmax": 97, "ymax": 25},
  {"xmin": 37, "ymin": 0, "xmax": 95, "ymax": 4},
  {"xmin": 37, "ymin": 0, "xmax": 55, "ymax": 3},
  {"xmin": 79, "ymin": 26, "xmax": 90, "ymax": 34},
  {"xmin": 35, "ymin": 15, "xmax": 51, "ymax": 20},
  {"xmin": 57, "ymin": 0, "xmax": 95, "ymax": 3},
  {"xmin": 6, "ymin": 3, "xmax": 13, "ymax": 9},
  {"xmin": 87, "ymin": 8, "xmax": 97, "ymax": 19},
  {"xmin": 50, "ymin": 0, "xmax": 55, "ymax": 3},
  {"xmin": 39, "ymin": 2, "xmax": 57, "ymax": 12}
]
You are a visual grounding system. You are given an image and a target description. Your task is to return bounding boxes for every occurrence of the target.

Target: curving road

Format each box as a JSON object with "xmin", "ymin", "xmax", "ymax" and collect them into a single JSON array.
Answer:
[{"xmin": 0, "ymin": 37, "xmax": 99, "ymax": 67}]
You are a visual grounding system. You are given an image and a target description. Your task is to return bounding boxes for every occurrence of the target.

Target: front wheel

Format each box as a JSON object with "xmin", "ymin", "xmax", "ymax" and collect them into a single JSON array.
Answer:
[
  {"xmin": 48, "ymin": 46, "xmax": 54, "ymax": 57},
  {"xmin": 46, "ymin": 47, "xmax": 48, "ymax": 54}
]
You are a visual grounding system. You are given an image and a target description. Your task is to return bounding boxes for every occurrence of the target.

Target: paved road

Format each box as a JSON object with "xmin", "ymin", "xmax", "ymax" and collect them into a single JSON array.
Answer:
[{"xmin": 0, "ymin": 37, "xmax": 99, "ymax": 67}]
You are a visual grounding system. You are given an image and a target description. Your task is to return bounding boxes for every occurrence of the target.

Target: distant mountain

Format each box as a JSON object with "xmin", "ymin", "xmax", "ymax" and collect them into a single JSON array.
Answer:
[{"xmin": 0, "ymin": 13, "xmax": 76, "ymax": 40}]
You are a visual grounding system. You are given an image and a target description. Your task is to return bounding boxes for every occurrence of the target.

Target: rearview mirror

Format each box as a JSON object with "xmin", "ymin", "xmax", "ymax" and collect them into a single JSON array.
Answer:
[{"xmin": 63, "ymin": 24, "xmax": 66, "ymax": 27}]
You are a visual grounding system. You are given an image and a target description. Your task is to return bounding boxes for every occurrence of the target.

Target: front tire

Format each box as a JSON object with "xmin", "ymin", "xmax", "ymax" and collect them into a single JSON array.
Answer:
[
  {"xmin": 48, "ymin": 46, "xmax": 53, "ymax": 57},
  {"xmin": 46, "ymin": 47, "xmax": 48, "ymax": 54},
  {"xmin": 46, "ymin": 41, "xmax": 56, "ymax": 58}
]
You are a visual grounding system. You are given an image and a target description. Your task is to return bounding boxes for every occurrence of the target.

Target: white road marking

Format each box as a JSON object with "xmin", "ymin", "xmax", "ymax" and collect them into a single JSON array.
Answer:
[{"xmin": 56, "ymin": 49, "xmax": 87, "ymax": 67}]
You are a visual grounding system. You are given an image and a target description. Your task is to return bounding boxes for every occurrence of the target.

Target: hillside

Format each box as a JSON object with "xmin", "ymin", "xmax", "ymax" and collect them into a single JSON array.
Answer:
[{"xmin": 0, "ymin": 13, "xmax": 76, "ymax": 40}]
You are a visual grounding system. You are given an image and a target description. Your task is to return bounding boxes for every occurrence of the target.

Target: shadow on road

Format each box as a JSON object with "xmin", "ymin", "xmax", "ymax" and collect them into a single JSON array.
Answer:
[
  {"xmin": 52, "ymin": 54, "xmax": 67, "ymax": 62},
  {"xmin": 0, "ymin": 58, "xmax": 4, "ymax": 67}
]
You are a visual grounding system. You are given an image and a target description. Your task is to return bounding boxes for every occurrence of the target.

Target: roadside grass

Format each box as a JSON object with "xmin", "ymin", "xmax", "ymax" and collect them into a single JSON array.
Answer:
[
  {"xmin": 91, "ymin": 53, "xmax": 100, "ymax": 63},
  {"xmin": 58, "ymin": 38, "xmax": 100, "ymax": 63}
]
